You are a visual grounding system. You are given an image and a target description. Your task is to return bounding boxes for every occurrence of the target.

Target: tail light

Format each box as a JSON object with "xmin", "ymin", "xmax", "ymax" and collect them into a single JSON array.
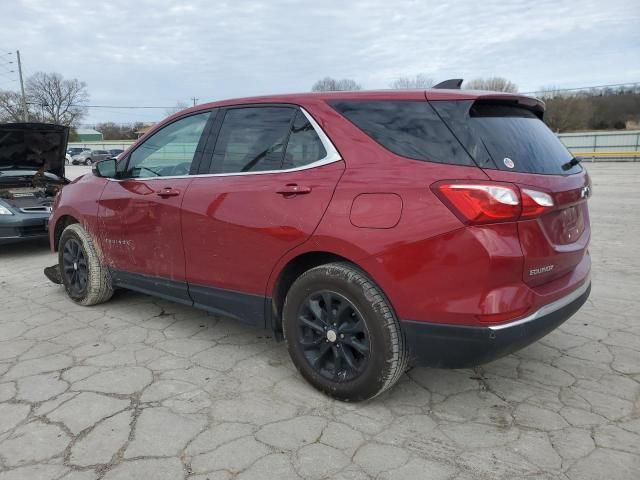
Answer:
[
  {"xmin": 432, "ymin": 181, "xmax": 554, "ymax": 225},
  {"xmin": 521, "ymin": 189, "xmax": 553, "ymax": 218}
]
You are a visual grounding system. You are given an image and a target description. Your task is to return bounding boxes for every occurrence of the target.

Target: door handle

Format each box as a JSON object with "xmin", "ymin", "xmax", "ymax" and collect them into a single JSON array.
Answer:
[
  {"xmin": 156, "ymin": 187, "xmax": 181, "ymax": 198},
  {"xmin": 276, "ymin": 184, "xmax": 312, "ymax": 196}
]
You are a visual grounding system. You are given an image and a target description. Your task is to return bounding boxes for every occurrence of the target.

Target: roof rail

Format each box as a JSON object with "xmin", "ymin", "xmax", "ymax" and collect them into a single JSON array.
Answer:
[{"xmin": 433, "ymin": 79, "xmax": 463, "ymax": 89}]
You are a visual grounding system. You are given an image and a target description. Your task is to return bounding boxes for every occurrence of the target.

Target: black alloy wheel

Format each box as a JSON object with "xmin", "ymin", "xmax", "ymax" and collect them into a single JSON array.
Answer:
[
  {"xmin": 296, "ymin": 290, "xmax": 370, "ymax": 382},
  {"xmin": 62, "ymin": 238, "xmax": 88, "ymax": 296},
  {"xmin": 283, "ymin": 262, "xmax": 409, "ymax": 401}
]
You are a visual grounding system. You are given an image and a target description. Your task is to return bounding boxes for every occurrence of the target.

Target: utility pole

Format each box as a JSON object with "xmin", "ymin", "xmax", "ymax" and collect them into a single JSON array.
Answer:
[
  {"xmin": 16, "ymin": 50, "xmax": 28, "ymax": 121},
  {"xmin": 191, "ymin": 96, "xmax": 198, "ymax": 107}
]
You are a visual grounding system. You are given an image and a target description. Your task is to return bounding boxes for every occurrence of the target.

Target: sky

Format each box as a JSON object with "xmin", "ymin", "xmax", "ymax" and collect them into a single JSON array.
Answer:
[{"xmin": 1, "ymin": 0, "xmax": 639, "ymax": 124}]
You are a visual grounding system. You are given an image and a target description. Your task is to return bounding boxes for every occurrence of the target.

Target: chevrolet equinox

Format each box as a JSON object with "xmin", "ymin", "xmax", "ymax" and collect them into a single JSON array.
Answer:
[{"xmin": 46, "ymin": 84, "xmax": 591, "ymax": 401}]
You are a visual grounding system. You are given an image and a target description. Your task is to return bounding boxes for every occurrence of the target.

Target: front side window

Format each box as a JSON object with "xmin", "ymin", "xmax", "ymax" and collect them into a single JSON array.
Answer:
[
  {"xmin": 126, "ymin": 112, "xmax": 210, "ymax": 178},
  {"xmin": 283, "ymin": 111, "xmax": 327, "ymax": 169},
  {"xmin": 211, "ymin": 107, "xmax": 295, "ymax": 173}
]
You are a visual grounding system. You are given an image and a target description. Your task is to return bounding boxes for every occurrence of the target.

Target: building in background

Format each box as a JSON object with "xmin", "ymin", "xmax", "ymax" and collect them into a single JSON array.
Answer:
[{"xmin": 75, "ymin": 128, "xmax": 103, "ymax": 142}]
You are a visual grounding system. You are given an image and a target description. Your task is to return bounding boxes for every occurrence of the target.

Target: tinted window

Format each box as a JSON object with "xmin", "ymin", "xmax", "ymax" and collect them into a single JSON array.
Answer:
[
  {"xmin": 127, "ymin": 112, "xmax": 210, "ymax": 178},
  {"xmin": 212, "ymin": 107, "xmax": 295, "ymax": 173},
  {"xmin": 330, "ymin": 101, "xmax": 474, "ymax": 166},
  {"xmin": 283, "ymin": 111, "xmax": 326, "ymax": 169},
  {"xmin": 467, "ymin": 103, "xmax": 579, "ymax": 175}
]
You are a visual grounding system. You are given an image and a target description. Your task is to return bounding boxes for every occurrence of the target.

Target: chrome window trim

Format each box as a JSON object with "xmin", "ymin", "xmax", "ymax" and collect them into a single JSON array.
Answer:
[
  {"xmin": 109, "ymin": 107, "xmax": 342, "ymax": 182},
  {"xmin": 488, "ymin": 277, "xmax": 591, "ymax": 331}
]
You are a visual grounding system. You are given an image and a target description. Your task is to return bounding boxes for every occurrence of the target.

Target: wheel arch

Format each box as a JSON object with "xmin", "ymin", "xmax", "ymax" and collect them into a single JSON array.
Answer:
[
  {"xmin": 269, "ymin": 250, "xmax": 377, "ymax": 334},
  {"xmin": 53, "ymin": 215, "xmax": 79, "ymax": 251}
]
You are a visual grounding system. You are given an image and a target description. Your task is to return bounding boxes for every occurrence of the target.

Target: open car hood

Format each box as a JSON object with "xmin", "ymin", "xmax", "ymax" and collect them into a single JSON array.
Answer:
[{"xmin": 0, "ymin": 123, "xmax": 69, "ymax": 179}]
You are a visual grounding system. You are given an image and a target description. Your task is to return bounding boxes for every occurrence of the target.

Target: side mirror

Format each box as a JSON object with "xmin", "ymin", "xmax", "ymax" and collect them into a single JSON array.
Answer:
[{"xmin": 93, "ymin": 158, "xmax": 117, "ymax": 178}]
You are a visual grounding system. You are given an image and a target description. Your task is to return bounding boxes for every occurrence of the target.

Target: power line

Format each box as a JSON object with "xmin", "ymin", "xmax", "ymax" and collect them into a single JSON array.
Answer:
[
  {"xmin": 8, "ymin": 76, "xmax": 639, "ymax": 115},
  {"xmin": 76, "ymin": 104, "xmax": 173, "ymax": 109},
  {"xmin": 522, "ymin": 82, "xmax": 640, "ymax": 95},
  {"xmin": 25, "ymin": 101, "xmax": 173, "ymax": 110},
  {"xmin": 66, "ymin": 82, "xmax": 640, "ymax": 110}
]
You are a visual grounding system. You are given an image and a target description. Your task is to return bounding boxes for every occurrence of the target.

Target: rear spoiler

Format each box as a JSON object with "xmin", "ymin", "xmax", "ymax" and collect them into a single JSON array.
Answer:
[
  {"xmin": 426, "ymin": 89, "xmax": 546, "ymax": 118},
  {"xmin": 471, "ymin": 94, "xmax": 546, "ymax": 118}
]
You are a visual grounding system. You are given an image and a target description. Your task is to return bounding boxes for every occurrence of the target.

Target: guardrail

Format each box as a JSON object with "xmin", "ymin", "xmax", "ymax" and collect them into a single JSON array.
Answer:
[
  {"xmin": 573, "ymin": 151, "xmax": 640, "ymax": 161},
  {"xmin": 559, "ymin": 130, "xmax": 640, "ymax": 162}
]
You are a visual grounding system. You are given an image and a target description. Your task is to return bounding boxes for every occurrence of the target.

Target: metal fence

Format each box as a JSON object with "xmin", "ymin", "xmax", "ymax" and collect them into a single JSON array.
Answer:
[
  {"xmin": 69, "ymin": 130, "xmax": 640, "ymax": 162},
  {"xmin": 558, "ymin": 130, "xmax": 640, "ymax": 161},
  {"xmin": 68, "ymin": 140, "xmax": 135, "ymax": 151}
]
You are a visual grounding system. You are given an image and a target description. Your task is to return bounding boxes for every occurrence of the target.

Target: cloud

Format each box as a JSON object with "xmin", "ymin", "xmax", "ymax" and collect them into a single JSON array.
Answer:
[{"xmin": 2, "ymin": 0, "xmax": 638, "ymax": 123}]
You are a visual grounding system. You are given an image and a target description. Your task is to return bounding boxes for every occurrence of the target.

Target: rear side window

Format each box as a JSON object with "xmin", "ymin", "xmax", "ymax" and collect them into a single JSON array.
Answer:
[
  {"xmin": 329, "ymin": 101, "xmax": 474, "ymax": 166},
  {"xmin": 212, "ymin": 107, "xmax": 295, "ymax": 173},
  {"xmin": 467, "ymin": 103, "xmax": 579, "ymax": 175},
  {"xmin": 283, "ymin": 111, "xmax": 326, "ymax": 169}
]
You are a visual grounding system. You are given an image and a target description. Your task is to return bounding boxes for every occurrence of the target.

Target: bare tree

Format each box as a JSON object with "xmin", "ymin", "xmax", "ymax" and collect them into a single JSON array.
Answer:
[
  {"xmin": 94, "ymin": 122, "xmax": 130, "ymax": 140},
  {"xmin": 539, "ymin": 88, "xmax": 594, "ymax": 132},
  {"xmin": 25, "ymin": 72, "xmax": 89, "ymax": 126},
  {"xmin": 311, "ymin": 77, "xmax": 362, "ymax": 92},
  {"xmin": 164, "ymin": 101, "xmax": 190, "ymax": 117},
  {"xmin": 464, "ymin": 77, "xmax": 518, "ymax": 92},
  {"xmin": 0, "ymin": 90, "xmax": 28, "ymax": 122},
  {"xmin": 389, "ymin": 74, "xmax": 434, "ymax": 89}
]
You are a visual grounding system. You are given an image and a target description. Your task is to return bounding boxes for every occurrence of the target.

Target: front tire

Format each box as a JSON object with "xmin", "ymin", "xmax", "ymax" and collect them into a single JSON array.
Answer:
[
  {"xmin": 84, "ymin": 158, "xmax": 92, "ymax": 166},
  {"xmin": 282, "ymin": 262, "xmax": 408, "ymax": 401},
  {"xmin": 58, "ymin": 223, "xmax": 113, "ymax": 306}
]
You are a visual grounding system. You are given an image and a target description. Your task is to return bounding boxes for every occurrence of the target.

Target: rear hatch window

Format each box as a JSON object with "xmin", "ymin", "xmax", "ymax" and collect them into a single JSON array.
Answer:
[{"xmin": 432, "ymin": 101, "xmax": 582, "ymax": 175}]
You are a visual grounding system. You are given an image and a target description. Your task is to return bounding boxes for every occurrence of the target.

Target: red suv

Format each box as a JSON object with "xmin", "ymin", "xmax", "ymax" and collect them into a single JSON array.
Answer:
[{"xmin": 47, "ymin": 86, "xmax": 591, "ymax": 401}]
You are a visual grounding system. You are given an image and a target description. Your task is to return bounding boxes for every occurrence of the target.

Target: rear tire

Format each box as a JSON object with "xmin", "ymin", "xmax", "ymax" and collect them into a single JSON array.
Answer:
[
  {"xmin": 282, "ymin": 262, "xmax": 408, "ymax": 401},
  {"xmin": 58, "ymin": 223, "xmax": 113, "ymax": 306}
]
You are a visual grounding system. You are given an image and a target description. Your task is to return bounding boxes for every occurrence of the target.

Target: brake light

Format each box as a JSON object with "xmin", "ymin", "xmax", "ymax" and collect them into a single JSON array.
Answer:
[
  {"xmin": 432, "ymin": 182, "xmax": 554, "ymax": 225},
  {"xmin": 521, "ymin": 189, "xmax": 553, "ymax": 218}
]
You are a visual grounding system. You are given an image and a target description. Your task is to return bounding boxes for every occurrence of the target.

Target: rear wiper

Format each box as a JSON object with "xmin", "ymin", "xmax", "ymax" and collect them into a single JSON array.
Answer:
[{"xmin": 561, "ymin": 156, "xmax": 582, "ymax": 171}]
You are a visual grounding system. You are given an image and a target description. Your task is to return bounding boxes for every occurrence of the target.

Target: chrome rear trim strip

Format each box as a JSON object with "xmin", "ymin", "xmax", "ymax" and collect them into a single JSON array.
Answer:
[{"xmin": 489, "ymin": 278, "xmax": 591, "ymax": 331}]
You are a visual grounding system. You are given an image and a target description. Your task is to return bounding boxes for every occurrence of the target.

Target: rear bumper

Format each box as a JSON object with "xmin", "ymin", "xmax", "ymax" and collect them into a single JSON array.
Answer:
[{"xmin": 401, "ymin": 280, "xmax": 591, "ymax": 368}]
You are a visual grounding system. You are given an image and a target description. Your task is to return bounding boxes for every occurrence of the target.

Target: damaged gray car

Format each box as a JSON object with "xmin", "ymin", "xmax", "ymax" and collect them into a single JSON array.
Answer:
[{"xmin": 0, "ymin": 123, "xmax": 69, "ymax": 244}]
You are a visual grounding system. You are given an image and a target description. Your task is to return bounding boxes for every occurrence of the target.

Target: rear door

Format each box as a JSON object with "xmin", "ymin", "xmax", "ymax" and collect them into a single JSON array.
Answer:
[
  {"xmin": 432, "ymin": 100, "xmax": 590, "ymax": 287},
  {"xmin": 181, "ymin": 106, "xmax": 344, "ymax": 322}
]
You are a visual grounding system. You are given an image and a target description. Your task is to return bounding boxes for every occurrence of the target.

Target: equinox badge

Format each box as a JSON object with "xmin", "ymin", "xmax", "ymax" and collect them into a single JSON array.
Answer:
[{"xmin": 529, "ymin": 265, "xmax": 555, "ymax": 276}]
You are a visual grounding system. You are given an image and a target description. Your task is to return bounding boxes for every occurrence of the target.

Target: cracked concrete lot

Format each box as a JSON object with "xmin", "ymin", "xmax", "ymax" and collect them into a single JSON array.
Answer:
[{"xmin": 0, "ymin": 163, "xmax": 639, "ymax": 480}]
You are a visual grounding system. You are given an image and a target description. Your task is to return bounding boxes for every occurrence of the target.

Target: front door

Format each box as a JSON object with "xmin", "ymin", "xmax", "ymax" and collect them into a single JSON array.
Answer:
[
  {"xmin": 182, "ymin": 107, "xmax": 344, "ymax": 323},
  {"xmin": 97, "ymin": 111, "xmax": 212, "ymax": 303}
]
